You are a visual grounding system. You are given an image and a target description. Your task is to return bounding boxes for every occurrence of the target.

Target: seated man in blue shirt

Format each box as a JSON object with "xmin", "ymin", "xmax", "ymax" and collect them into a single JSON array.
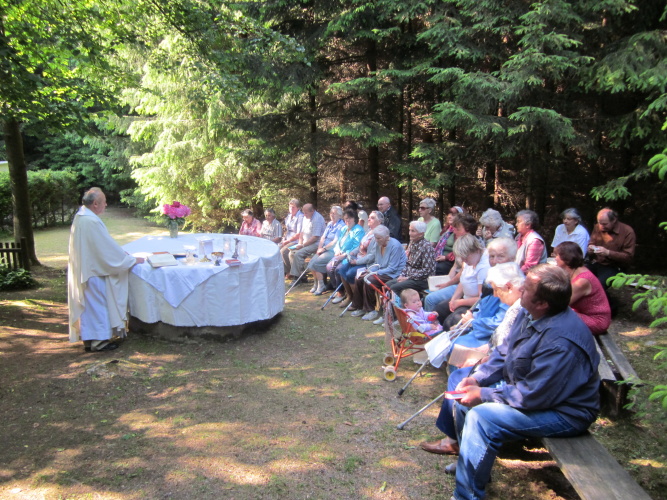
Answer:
[{"xmin": 446, "ymin": 264, "xmax": 600, "ymax": 500}]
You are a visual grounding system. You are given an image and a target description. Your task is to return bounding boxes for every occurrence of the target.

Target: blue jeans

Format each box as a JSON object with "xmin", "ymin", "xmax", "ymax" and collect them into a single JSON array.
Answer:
[
  {"xmin": 424, "ymin": 284, "xmax": 456, "ymax": 311},
  {"xmin": 435, "ymin": 367, "xmax": 471, "ymax": 438},
  {"xmin": 337, "ymin": 261, "xmax": 365, "ymax": 284},
  {"xmin": 453, "ymin": 403, "xmax": 581, "ymax": 500}
]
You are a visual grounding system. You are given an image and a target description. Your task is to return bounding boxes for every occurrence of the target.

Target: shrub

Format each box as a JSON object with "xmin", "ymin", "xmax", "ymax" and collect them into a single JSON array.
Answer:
[
  {"xmin": 0, "ymin": 170, "xmax": 79, "ymax": 231},
  {"xmin": 0, "ymin": 268, "xmax": 37, "ymax": 291}
]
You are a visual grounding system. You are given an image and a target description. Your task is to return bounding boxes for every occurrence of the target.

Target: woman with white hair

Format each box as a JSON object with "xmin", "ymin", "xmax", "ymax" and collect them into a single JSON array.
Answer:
[
  {"xmin": 479, "ymin": 208, "xmax": 513, "ymax": 242},
  {"xmin": 551, "ymin": 207, "xmax": 590, "ymax": 254},
  {"xmin": 454, "ymin": 262, "xmax": 525, "ymax": 351},
  {"xmin": 384, "ymin": 220, "xmax": 436, "ymax": 293},
  {"xmin": 349, "ymin": 226, "xmax": 406, "ymax": 319},
  {"xmin": 417, "ymin": 197, "xmax": 442, "ymax": 245}
]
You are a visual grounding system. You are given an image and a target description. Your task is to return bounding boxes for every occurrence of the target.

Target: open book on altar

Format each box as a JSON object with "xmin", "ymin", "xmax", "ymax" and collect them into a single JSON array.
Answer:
[{"xmin": 147, "ymin": 252, "xmax": 178, "ymax": 268}]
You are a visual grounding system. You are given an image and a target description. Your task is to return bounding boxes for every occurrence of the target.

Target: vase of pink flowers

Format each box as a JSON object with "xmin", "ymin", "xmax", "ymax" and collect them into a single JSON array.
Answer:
[{"xmin": 162, "ymin": 201, "xmax": 191, "ymax": 238}]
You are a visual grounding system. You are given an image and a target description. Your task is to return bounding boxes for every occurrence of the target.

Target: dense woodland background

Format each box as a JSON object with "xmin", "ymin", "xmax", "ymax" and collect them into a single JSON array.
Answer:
[{"xmin": 1, "ymin": 0, "xmax": 666, "ymax": 271}]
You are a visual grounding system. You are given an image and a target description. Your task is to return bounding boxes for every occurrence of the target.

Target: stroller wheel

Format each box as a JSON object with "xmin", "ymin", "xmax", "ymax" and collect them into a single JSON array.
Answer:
[
  {"xmin": 383, "ymin": 366, "xmax": 397, "ymax": 381},
  {"xmin": 383, "ymin": 354, "xmax": 395, "ymax": 366}
]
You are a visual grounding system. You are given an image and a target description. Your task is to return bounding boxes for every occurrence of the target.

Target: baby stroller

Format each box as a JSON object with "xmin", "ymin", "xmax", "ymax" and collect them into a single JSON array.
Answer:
[{"xmin": 363, "ymin": 271, "xmax": 438, "ymax": 381}]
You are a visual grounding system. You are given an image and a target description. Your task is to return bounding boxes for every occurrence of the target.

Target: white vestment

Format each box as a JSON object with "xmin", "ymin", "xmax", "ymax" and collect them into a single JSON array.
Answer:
[{"xmin": 68, "ymin": 206, "xmax": 137, "ymax": 342}]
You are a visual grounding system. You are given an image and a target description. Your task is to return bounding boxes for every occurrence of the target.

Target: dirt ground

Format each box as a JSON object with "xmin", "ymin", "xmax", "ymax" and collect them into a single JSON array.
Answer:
[{"xmin": 0, "ymin": 212, "xmax": 665, "ymax": 499}]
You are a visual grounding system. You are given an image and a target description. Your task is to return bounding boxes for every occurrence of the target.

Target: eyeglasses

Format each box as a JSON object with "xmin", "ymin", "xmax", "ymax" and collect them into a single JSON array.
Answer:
[{"xmin": 418, "ymin": 206, "xmax": 428, "ymax": 210}]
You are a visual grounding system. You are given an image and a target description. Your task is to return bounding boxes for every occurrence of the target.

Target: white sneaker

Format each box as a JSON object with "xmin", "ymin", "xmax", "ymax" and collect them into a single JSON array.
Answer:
[
  {"xmin": 372, "ymin": 316, "xmax": 385, "ymax": 325},
  {"xmin": 350, "ymin": 309, "xmax": 365, "ymax": 317},
  {"xmin": 309, "ymin": 284, "xmax": 318, "ymax": 293},
  {"xmin": 332, "ymin": 295, "xmax": 345, "ymax": 304},
  {"xmin": 362, "ymin": 311, "xmax": 379, "ymax": 321}
]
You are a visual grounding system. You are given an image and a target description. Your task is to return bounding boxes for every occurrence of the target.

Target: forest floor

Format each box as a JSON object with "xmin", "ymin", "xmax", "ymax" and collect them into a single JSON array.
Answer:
[{"xmin": 0, "ymin": 207, "xmax": 665, "ymax": 500}]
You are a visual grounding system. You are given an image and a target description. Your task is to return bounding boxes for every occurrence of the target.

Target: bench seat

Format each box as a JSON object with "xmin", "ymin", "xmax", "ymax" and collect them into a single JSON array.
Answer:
[{"xmin": 543, "ymin": 432, "xmax": 650, "ymax": 500}]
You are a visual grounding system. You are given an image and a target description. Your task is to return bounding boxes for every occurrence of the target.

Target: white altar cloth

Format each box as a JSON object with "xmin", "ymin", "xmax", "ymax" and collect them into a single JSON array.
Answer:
[{"xmin": 123, "ymin": 234, "xmax": 285, "ymax": 327}]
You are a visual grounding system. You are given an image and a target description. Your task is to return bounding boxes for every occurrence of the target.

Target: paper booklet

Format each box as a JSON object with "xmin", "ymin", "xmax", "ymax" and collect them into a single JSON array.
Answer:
[
  {"xmin": 147, "ymin": 252, "xmax": 178, "ymax": 268},
  {"xmin": 427, "ymin": 275, "xmax": 449, "ymax": 292},
  {"xmin": 448, "ymin": 344, "xmax": 490, "ymax": 369}
]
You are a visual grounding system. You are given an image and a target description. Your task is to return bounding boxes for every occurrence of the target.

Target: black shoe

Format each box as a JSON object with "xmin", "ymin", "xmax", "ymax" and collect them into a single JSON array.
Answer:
[{"xmin": 90, "ymin": 342, "xmax": 119, "ymax": 352}]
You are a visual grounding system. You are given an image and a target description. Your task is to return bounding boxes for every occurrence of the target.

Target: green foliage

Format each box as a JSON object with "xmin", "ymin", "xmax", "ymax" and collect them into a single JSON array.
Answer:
[
  {"xmin": 0, "ymin": 268, "xmax": 37, "ymax": 291},
  {"xmin": 607, "ymin": 144, "xmax": 667, "ymax": 416},
  {"xmin": 0, "ymin": 171, "xmax": 79, "ymax": 230}
]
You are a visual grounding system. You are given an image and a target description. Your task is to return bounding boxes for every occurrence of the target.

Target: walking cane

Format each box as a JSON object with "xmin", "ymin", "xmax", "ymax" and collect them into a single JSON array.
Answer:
[
  {"xmin": 397, "ymin": 391, "xmax": 445, "ymax": 430},
  {"xmin": 398, "ymin": 359, "xmax": 431, "ymax": 396},
  {"xmin": 285, "ymin": 266, "xmax": 309, "ymax": 296},
  {"xmin": 339, "ymin": 300, "xmax": 354, "ymax": 317},
  {"xmin": 397, "ymin": 316, "xmax": 473, "ymax": 397},
  {"xmin": 321, "ymin": 282, "xmax": 343, "ymax": 310}
]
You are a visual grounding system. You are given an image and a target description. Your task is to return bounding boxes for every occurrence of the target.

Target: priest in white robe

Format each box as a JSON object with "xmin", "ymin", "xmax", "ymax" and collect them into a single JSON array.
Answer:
[{"xmin": 68, "ymin": 187, "xmax": 144, "ymax": 352}]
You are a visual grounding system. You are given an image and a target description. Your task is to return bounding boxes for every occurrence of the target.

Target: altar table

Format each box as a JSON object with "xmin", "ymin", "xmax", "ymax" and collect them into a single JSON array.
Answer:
[{"xmin": 123, "ymin": 234, "xmax": 285, "ymax": 327}]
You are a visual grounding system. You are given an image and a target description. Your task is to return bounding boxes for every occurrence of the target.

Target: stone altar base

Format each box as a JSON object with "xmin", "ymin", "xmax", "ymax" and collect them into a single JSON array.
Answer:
[{"xmin": 129, "ymin": 314, "xmax": 282, "ymax": 343}]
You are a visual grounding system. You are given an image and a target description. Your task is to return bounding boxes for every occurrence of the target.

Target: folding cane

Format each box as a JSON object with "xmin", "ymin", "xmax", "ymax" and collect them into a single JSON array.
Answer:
[
  {"xmin": 285, "ymin": 266, "xmax": 309, "ymax": 296},
  {"xmin": 321, "ymin": 282, "xmax": 343, "ymax": 310},
  {"xmin": 396, "ymin": 392, "xmax": 445, "ymax": 430}
]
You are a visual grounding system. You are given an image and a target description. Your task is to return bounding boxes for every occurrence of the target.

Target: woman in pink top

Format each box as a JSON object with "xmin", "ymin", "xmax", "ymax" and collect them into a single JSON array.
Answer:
[
  {"xmin": 514, "ymin": 210, "xmax": 547, "ymax": 272},
  {"xmin": 239, "ymin": 209, "xmax": 262, "ymax": 237},
  {"xmin": 554, "ymin": 241, "xmax": 611, "ymax": 335}
]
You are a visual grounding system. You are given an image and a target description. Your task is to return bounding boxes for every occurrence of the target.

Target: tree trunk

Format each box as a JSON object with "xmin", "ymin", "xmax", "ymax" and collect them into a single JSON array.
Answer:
[
  {"xmin": 3, "ymin": 117, "xmax": 39, "ymax": 267},
  {"xmin": 366, "ymin": 39, "xmax": 379, "ymax": 204},
  {"xmin": 308, "ymin": 91, "xmax": 318, "ymax": 206},
  {"xmin": 485, "ymin": 161, "xmax": 495, "ymax": 209},
  {"xmin": 494, "ymin": 162, "xmax": 500, "ymax": 207}
]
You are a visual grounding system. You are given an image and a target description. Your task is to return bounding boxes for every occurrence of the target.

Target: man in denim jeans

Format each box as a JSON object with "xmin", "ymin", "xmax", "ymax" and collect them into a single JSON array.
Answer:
[{"xmin": 447, "ymin": 264, "xmax": 600, "ymax": 500}]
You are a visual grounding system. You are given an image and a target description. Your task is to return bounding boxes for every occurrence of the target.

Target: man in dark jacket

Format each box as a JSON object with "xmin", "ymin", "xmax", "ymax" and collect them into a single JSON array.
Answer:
[
  {"xmin": 377, "ymin": 196, "xmax": 402, "ymax": 242},
  {"xmin": 447, "ymin": 264, "xmax": 600, "ymax": 500}
]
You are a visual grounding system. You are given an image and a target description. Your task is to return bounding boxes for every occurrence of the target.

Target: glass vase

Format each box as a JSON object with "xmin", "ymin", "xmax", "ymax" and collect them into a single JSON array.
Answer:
[{"xmin": 168, "ymin": 219, "xmax": 179, "ymax": 239}]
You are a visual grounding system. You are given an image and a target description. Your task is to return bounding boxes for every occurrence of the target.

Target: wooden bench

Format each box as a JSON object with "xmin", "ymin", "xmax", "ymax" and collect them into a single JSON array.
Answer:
[
  {"xmin": 543, "ymin": 432, "xmax": 651, "ymax": 500},
  {"xmin": 537, "ymin": 334, "xmax": 648, "ymax": 500},
  {"xmin": 596, "ymin": 333, "xmax": 642, "ymax": 418}
]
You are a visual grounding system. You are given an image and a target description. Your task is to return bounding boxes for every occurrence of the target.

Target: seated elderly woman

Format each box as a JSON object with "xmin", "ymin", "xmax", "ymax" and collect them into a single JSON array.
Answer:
[
  {"xmin": 478, "ymin": 236, "xmax": 518, "ymax": 296},
  {"xmin": 260, "ymin": 208, "xmax": 282, "ymax": 243},
  {"xmin": 449, "ymin": 262, "xmax": 524, "ymax": 355},
  {"xmin": 420, "ymin": 262, "xmax": 525, "ymax": 457},
  {"xmin": 307, "ymin": 206, "xmax": 345, "ymax": 292},
  {"xmin": 349, "ymin": 226, "xmax": 406, "ymax": 319},
  {"xmin": 478, "ymin": 208, "xmax": 513, "ymax": 243},
  {"xmin": 333, "ymin": 210, "xmax": 384, "ymax": 307},
  {"xmin": 384, "ymin": 220, "xmax": 436, "ymax": 297},
  {"xmin": 428, "ymin": 234, "xmax": 489, "ymax": 330},
  {"xmin": 515, "ymin": 209, "xmax": 547, "ymax": 272},
  {"xmin": 554, "ymin": 241, "xmax": 611, "ymax": 335},
  {"xmin": 239, "ymin": 209, "xmax": 262, "ymax": 237},
  {"xmin": 321, "ymin": 209, "xmax": 365, "ymax": 295},
  {"xmin": 417, "ymin": 197, "xmax": 442, "ymax": 245},
  {"xmin": 551, "ymin": 208, "xmax": 590, "ymax": 255}
]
